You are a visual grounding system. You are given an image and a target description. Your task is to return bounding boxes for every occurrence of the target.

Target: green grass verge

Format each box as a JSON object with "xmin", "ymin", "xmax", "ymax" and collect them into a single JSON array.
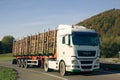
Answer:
[
  {"xmin": 0, "ymin": 53, "xmax": 14, "ymax": 61},
  {"xmin": 100, "ymin": 63, "xmax": 120, "ymax": 70},
  {"xmin": 113, "ymin": 59, "xmax": 120, "ymax": 63},
  {"xmin": 0, "ymin": 66, "xmax": 17, "ymax": 80}
]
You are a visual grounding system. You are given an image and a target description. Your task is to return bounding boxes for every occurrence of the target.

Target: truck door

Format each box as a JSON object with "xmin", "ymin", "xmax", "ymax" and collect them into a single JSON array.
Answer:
[{"xmin": 60, "ymin": 35, "xmax": 71, "ymax": 59}]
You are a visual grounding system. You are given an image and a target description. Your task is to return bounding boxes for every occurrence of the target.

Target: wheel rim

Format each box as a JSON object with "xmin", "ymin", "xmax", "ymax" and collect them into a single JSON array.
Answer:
[
  {"xmin": 24, "ymin": 61, "xmax": 28, "ymax": 68},
  {"xmin": 18, "ymin": 60, "xmax": 21, "ymax": 67},
  {"xmin": 44, "ymin": 62, "xmax": 48, "ymax": 72}
]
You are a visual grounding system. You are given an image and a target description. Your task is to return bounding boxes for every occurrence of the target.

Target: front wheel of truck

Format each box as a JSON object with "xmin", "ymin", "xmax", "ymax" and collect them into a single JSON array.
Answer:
[{"xmin": 59, "ymin": 61, "xmax": 66, "ymax": 76}]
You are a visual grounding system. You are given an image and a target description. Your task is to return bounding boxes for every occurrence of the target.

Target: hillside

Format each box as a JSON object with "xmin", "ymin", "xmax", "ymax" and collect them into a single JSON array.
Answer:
[
  {"xmin": 77, "ymin": 9, "xmax": 120, "ymax": 58},
  {"xmin": 77, "ymin": 9, "xmax": 120, "ymax": 37}
]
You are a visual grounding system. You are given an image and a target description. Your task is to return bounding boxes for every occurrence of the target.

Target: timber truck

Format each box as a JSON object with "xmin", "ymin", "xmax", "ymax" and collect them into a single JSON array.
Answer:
[{"xmin": 12, "ymin": 24, "xmax": 100, "ymax": 76}]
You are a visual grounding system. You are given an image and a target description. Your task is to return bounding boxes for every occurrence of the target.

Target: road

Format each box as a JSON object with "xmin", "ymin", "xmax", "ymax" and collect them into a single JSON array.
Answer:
[{"xmin": 0, "ymin": 61, "xmax": 120, "ymax": 80}]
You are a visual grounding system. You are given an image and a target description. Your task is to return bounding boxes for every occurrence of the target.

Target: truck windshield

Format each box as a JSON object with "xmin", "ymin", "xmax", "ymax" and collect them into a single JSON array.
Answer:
[{"xmin": 72, "ymin": 32, "xmax": 100, "ymax": 46}]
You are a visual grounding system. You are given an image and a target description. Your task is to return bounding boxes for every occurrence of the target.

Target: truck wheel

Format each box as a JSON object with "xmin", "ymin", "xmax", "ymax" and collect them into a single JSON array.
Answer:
[
  {"xmin": 44, "ymin": 59, "xmax": 49, "ymax": 72},
  {"xmin": 60, "ymin": 61, "xmax": 66, "ymax": 76},
  {"xmin": 18, "ymin": 59, "xmax": 21, "ymax": 67},
  {"xmin": 24, "ymin": 61, "xmax": 29, "ymax": 69},
  {"xmin": 12, "ymin": 59, "xmax": 17, "ymax": 64},
  {"xmin": 37, "ymin": 60, "xmax": 41, "ymax": 68},
  {"xmin": 21, "ymin": 60, "xmax": 24, "ymax": 68}
]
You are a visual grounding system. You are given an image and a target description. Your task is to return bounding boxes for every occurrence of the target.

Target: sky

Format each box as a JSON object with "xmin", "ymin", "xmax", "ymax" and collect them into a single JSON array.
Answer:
[{"xmin": 0, "ymin": 0, "xmax": 120, "ymax": 40}]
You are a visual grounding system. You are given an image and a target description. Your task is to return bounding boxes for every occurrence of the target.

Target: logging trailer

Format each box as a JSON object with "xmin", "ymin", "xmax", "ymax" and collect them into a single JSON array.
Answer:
[{"xmin": 12, "ymin": 24, "xmax": 100, "ymax": 76}]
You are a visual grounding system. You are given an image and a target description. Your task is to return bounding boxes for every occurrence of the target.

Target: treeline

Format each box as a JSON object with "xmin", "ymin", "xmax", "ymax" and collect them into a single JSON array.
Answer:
[
  {"xmin": 0, "ymin": 35, "xmax": 14, "ymax": 54},
  {"xmin": 77, "ymin": 9, "xmax": 120, "ymax": 58}
]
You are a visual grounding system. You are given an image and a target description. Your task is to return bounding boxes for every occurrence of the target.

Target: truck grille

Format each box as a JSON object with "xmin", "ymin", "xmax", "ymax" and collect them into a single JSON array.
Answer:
[
  {"xmin": 81, "ymin": 66, "xmax": 92, "ymax": 69},
  {"xmin": 81, "ymin": 61, "xmax": 93, "ymax": 64},
  {"xmin": 77, "ymin": 51, "xmax": 96, "ymax": 57}
]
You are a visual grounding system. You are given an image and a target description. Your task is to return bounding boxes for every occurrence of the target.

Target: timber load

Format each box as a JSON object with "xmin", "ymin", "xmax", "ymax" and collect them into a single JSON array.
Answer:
[{"xmin": 13, "ymin": 30, "xmax": 57, "ymax": 56}]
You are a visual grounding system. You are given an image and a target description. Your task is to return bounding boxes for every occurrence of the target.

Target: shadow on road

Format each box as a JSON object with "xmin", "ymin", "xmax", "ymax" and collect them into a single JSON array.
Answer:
[{"xmin": 64, "ymin": 69, "xmax": 120, "ymax": 76}]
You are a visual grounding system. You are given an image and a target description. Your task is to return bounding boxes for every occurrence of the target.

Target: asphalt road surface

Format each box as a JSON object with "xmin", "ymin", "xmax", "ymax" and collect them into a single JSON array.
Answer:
[{"xmin": 0, "ymin": 61, "xmax": 120, "ymax": 80}]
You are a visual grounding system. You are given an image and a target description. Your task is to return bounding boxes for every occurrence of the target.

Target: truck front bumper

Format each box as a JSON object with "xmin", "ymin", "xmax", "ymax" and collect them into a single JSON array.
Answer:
[{"xmin": 66, "ymin": 62, "xmax": 100, "ymax": 72}]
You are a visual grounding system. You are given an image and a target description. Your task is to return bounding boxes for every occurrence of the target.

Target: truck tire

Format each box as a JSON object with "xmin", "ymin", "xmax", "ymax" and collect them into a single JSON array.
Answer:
[
  {"xmin": 24, "ymin": 60, "xmax": 29, "ymax": 69},
  {"xmin": 37, "ymin": 60, "xmax": 41, "ymax": 68},
  {"xmin": 12, "ymin": 59, "xmax": 17, "ymax": 64},
  {"xmin": 18, "ymin": 59, "xmax": 21, "ymax": 67},
  {"xmin": 20, "ymin": 59, "xmax": 25, "ymax": 68},
  {"xmin": 44, "ymin": 59, "xmax": 50, "ymax": 72},
  {"xmin": 60, "ymin": 61, "xmax": 66, "ymax": 76}
]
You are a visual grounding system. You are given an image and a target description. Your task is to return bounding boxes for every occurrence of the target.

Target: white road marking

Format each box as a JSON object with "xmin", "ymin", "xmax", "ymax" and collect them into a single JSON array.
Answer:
[{"xmin": 42, "ymin": 72, "xmax": 68, "ymax": 80}]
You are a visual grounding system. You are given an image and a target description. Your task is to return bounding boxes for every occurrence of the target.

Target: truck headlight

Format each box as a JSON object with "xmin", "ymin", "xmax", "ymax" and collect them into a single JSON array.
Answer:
[
  {"xmin": 95, "ymin": 59, "xmax": 99, "ymax": 64},
  {"xmin": 72, "ymin": 60, "xmax": 78, "ymax": 64}
]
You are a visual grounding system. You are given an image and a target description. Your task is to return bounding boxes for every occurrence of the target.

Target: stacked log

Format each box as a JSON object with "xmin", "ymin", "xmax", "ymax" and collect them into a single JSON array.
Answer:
[{"xmin": 13, "ymin": 30, "xmax": 57, "ymax": 56}]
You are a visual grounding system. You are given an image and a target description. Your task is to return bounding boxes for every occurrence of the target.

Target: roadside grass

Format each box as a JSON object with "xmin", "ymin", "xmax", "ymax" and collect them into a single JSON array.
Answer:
[
  {"xmin": 100, "ymin": 58, "xmax": 120, "ymax": 63},
  {"xmin": 0, "ymin": 66, "xmax": 17, "ymax": 80},
  {"xmin": 113, "ymin": 59, "xmax": 120, "ymax": 63},
  {"xmin": 0, "ymin": 53, "xmax": 14, "ymax": 61}
]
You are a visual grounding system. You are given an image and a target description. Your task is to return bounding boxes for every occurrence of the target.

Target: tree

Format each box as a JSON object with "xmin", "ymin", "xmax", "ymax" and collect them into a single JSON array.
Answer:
[
  {"xmin": 0, "ymin": 41, "xmax": 2, "ymax": 54},
  {"xmin": 1, "ymin": 35, "xmax": 14, "ymax": 53}
]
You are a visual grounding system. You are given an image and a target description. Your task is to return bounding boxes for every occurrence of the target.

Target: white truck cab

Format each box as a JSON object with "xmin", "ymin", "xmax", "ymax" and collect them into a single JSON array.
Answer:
[{"xmin": 44, "ymin": 25, "xmax": 100, "ymax": 76}]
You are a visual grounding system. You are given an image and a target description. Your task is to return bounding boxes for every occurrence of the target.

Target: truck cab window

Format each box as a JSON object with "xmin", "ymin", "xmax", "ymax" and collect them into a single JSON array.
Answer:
[
  {"xmin": 62, "ymin": 36, "xmax": 65, "ymax": 44},
  {"xmin": 68, "ymin": 35, "xmax": 71, "ymax": 46}
]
